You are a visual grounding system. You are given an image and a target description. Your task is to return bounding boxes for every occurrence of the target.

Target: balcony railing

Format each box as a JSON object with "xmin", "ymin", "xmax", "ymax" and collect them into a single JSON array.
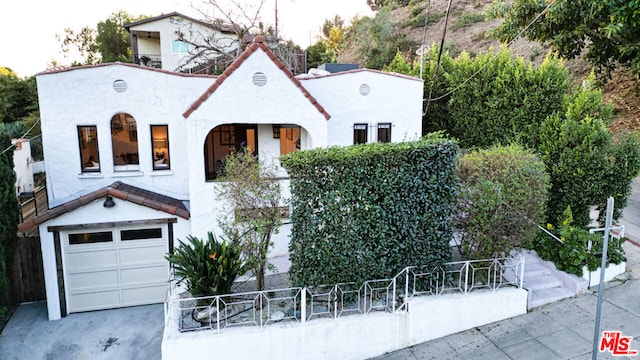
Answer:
[{"xmin": 135, "ymin": 54, "xmax": 162, "ymax": 69}]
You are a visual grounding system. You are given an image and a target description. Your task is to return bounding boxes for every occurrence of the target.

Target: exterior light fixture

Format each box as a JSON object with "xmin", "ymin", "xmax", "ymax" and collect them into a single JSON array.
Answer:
[
  {"xmin": 272, "ymin": 124, "xmax": 281, "ymax": 139},
  {"xmin": 103, "ymin": 196, "xmax": 115, "ymax": 208}
]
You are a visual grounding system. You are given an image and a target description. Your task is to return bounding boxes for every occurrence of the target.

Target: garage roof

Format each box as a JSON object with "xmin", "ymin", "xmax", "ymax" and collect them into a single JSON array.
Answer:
[{"xmin": 18, "ymin": 181, "xmax": 189, "ymax": 233}]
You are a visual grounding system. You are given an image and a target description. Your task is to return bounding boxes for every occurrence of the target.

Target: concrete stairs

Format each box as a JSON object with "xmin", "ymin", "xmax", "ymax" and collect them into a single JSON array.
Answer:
[{"xmin": 519, "ymin": 250, "xmax": 582, "ymax": 310}]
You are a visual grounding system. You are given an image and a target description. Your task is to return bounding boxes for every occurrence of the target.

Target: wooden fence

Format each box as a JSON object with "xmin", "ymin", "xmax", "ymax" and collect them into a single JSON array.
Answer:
[{"xmin": 9, "ymin": 237, "xmax": 45, "ymax": 303}]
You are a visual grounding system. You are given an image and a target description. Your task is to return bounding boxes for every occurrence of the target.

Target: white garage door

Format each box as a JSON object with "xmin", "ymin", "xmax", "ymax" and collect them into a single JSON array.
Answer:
[{"xmin": 62, "ymin": 225, "xmax": 169, "ymax": 313}]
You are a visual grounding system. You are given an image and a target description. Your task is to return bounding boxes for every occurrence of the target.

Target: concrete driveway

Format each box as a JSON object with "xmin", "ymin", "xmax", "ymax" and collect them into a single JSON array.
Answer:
[{"xmin": 0, "ymin": 302, "xmax": 163, "ymax": 360}]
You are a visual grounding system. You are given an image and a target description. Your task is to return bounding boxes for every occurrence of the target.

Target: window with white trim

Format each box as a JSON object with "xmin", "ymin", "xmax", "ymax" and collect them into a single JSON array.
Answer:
[
  {"xmin": 353, "ymin": 124, "xmax": 368, "ymax": 144},
  {"xmin": 377, "ymin": 123, "xmax": 391, "ymax": 143}
]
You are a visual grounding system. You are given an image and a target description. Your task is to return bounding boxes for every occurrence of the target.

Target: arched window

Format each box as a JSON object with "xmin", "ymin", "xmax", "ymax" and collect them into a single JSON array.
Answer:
[{"xmin": 111, "ymin": 113, "xmax": 139, "ymax": 171}]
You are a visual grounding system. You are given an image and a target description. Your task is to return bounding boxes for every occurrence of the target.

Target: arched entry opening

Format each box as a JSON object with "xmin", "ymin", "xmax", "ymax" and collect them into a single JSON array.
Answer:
[{"xmin": 203, "ymin": 124, "xmax": 258, "ymax": 181}]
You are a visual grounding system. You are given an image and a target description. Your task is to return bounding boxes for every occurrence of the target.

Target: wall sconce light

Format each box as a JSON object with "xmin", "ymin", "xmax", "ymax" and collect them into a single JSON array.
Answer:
[
  {"xmin": 272, "ymin": 124, "xmax": 281, "ymax": 139},
  {"xmin": 103, "ymin": 196, "xmax": 115, "ymax": 208}
]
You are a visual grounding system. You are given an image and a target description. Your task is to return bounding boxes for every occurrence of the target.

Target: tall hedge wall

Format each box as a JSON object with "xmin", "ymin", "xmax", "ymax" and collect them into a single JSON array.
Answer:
[{"xmin": 280, "ymin": 137, "xmax": 459, "ymax": 287}]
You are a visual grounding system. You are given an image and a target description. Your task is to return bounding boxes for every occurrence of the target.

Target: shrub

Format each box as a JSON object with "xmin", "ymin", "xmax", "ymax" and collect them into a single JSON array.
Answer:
[
  {"xmin": 445, "ymin": 49, "xmax": 569, "ymax": 149},
  {"xmin": 455, "ymin": 144, "xmax": 549, "ymax": 259},
  {"xmin": 281, "ymin": 135, "xmax": 459, "ymax": 287},
  {"xmin": 451, "ymin": 12, "xmax": 485, "ymax": 31},
  {"xmin": 0, "ymin": 132, "xmax": 19, "ymax": 307},
  {"xmin": 533, "ymin": 207, "xmax": 626, "ymax": 276},
  {"xmin": 538, "ymin": 82, "xmax": 640, "ymax": 227},
  {"xmin": 165, "ymin": 232, "xmax": 245, "ymax": 297}
]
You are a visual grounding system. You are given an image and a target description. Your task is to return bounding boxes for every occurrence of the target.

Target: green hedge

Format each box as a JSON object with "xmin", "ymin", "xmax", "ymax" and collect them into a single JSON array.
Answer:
[{"xmin": 281, "ymin": 137, "xmax": 459, "ymax": 287}]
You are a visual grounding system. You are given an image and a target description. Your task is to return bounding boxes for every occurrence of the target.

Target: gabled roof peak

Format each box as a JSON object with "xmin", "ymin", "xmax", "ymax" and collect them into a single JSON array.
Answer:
[
  {"xmin": 17, "ymin": 181, "xmax": 189, "ymax": 233},
  {"xmin": 183, "ymin": 36, "xmax": 331, "ymax": 120}
]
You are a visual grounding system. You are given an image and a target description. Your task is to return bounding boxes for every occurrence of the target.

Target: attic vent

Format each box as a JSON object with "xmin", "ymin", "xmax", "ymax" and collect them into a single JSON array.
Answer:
[
  {"xmin": 113, "ymin": 79, "xmax": 128, "ymax": 93},
  {"xmin": 252, "ymin": 72, "xmax": 267, "ymax": 87},
  {"xmin": 359, "ymin": 84, "xmax": 370, "ymax": 96}
]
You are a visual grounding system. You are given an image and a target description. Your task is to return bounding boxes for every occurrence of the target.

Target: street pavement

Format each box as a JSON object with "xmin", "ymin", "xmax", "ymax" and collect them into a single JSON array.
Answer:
[{"xmin": 373, "ymin": 178, "xmax": 640, "ymax": 360}]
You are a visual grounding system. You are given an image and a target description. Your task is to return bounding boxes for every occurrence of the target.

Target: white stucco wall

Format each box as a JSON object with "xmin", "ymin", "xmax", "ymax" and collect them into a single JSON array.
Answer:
[
  {"xmin": 39, "ymin": 197, "xmax": 190, "ymax": 320},
  {"xmin": 36, "ymin": 64, "xmax": 214, "ymax": 208},
  {"xmin": 300, "ymin": 70, "xmax": 423, "ymax": 146},
  {"xmin": 162, "ymin": 288, "xmax": 528, "ymax": 360},
  {"xmin": 12, "ymin": 139, "xmax": 34, "ymax": 194},
  {"xmin": 185, "ymin": 49, "xmax": 328, "ymax": 245}
]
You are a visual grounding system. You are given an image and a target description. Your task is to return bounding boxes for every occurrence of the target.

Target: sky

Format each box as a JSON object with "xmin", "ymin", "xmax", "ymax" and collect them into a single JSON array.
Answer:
[{"xmin": 1, "ymin": 0, "xmax": 373, "ymax": 78}]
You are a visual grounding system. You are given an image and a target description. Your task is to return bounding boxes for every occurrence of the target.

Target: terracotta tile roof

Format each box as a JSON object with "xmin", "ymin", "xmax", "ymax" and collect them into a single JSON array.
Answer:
[
  {"xmin": 17, "ymin": 181, "xmax": 189, "ymax": 233},
  {"xmin": 182, "ymin": 36, "xmax": 331, "ymax": 120},
  {"xmin": 297, "ymin": 68, "xmax": 424, "ymax": 82},
  {"xmin": 36, "ymin": 62, "xmax": 217, "ymax": 78}
]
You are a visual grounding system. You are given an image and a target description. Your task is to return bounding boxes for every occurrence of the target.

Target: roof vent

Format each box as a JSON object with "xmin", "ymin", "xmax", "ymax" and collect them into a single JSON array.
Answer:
[
  {"xmin": 113, "ymin": 79, "xmax": 128, "ymax": 93},
  {"xmin": 359, "ymin": 84, "xmax": 370, "ymax": 96},
  {"xmin": 253, "ymin": 72, "xmax": 267, "ymax": 87}
]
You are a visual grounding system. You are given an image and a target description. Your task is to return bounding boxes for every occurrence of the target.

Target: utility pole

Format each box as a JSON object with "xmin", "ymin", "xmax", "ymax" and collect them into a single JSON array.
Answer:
[
  {"xmin": 275, "ymin": 0, "xmax": 279, "ymax": 40},
  {"xmin": 591, "ymin": 197, "xmax": 614, "ymax": 359}
]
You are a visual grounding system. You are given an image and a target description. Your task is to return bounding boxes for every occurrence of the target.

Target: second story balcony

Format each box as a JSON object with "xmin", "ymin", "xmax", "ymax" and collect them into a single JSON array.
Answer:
[{"xmin": 135, "ymin": 54, "xmax": 162, "ymax": 69}]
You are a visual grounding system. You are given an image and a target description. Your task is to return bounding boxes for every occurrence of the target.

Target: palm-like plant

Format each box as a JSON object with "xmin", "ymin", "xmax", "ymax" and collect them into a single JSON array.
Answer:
[{"xmin": 165, "ymin": 232, "xmax": 246, "ymax": 297}]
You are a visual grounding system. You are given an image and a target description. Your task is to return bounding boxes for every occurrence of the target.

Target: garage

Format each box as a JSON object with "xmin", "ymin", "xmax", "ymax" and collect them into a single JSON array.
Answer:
[{"xmin": 62, "ymin": 225, "xmax": 170, "ymax": 313}]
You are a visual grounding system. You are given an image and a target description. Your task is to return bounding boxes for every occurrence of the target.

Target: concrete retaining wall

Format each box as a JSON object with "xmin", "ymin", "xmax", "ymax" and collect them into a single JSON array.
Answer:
[{"xmin": 162, "ymin": 287, "xmax": 527, "ymax": 360}]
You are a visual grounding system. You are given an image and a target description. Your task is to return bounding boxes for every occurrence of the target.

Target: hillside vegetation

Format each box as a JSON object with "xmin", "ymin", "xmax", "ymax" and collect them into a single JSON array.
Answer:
[{"xmin": 333, "ymin": 0, "xmax": 640, "ymax": 135}]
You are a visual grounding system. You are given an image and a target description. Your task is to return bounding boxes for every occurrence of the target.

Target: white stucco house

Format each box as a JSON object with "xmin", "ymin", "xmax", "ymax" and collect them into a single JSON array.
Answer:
[
  {"xmin": 124, "ymin": 12, "xmax": 240, "ymax": 74},
  {"xmin": 12, "ymin": 138, "xmax": 35, "ymax": 196},
  {"xmin": 19, "ymin": 32, "xmax": 423, "ymax": 321}
]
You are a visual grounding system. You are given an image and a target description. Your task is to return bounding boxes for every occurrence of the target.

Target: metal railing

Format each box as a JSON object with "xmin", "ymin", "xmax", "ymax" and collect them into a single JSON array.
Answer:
[
  {"xmin": 164, "ymin": 256, "xmax": 524, "ymax": 336},
  {"xmin": 135, "ymin": 54, "xmax": 162, "ymax": 68}
]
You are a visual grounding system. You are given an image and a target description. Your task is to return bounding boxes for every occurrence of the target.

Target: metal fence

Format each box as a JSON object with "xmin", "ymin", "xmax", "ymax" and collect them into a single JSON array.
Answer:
[{"xmin": 164, "ymin": 256, "xmax": 524, "ymax": 335}]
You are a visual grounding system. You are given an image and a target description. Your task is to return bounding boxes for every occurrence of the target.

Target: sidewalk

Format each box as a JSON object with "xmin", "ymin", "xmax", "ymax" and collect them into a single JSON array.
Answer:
[{"xmin": 373, "ymin": 241, "xmax": 640, "ymax": 360}]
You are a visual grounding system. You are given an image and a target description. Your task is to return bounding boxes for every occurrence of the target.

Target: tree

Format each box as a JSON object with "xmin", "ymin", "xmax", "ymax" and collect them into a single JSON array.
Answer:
[
  {"xmin": 216, "ymin": 150, "xmax": 282, "ymax": 291},
  {"xmin": 97, "ymin": 11, "xmax": 144, "ymax": 63},
  {"xmin": 306, "ymin": 40, "xmax": 334, "ymax": 69},
  {"xmin": 0, "ymin": 131, "xmax": 20, "ymax": 306},
  {"xmin": 57, "ymin": 11, "xmax": 146, "ymax": 66},
  {"xmin": 57, "ymin": 26, "xmax": 100, "ymax": 66},
  {"xmin": 487, "ymin": 0, "xmax": 640, "ymax": 79},
  {"xmin": 322, "ymin": 15, "xmax": 345, "ymax": 38},
  {"xmin": 346, "ymin": 7, "xmax": 414, "ymax": 69},
  {"xmin": 0, "ymin": 71, "xmax": 38, "ymax": 125},
  {"xmin": 182, "ymin": 0, "xmax": 305, "ymax": 74}
]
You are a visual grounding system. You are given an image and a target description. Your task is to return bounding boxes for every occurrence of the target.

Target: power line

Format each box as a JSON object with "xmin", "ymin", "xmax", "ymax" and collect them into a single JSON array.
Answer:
[
  {"xmin": 423, "ymin": 0, "xmax": 454, "ymax": 117},
  {"xmin": 423, "ymin": 0, "xmax": 559, "ymax": 108},
  {"xmin": 418, "ymin": 0, "xmax": 432, "ymax": 79},
  {"xmin": 0, "ymin": 118, "xmax": 41, "ymax": 157}
]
